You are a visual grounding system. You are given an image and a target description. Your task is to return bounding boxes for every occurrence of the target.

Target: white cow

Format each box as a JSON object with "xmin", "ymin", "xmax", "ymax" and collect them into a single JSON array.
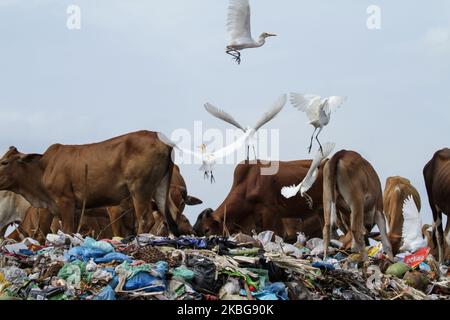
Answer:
[{"xmin": 0, "ymin": 191, "xmax": 31, "ymax": 237}]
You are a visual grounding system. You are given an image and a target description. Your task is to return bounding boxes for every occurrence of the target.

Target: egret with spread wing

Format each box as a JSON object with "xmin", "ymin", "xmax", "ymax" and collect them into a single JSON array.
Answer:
[
  {"xmin": 281, "ymin": 142, "xmax": 335, "ymax": 208},
  {"xmin": 226, "ymin": 0, "xmax": 277, "ymax": 64},
  {"xmin": 400, "ymin": 195, "xmax": 427, "ymax": 253},
  {"xmin": 290, "ymin": 93, "xmax": 346, "ymax": 154},
  {"xmin": 204, "ymin": 94, "xmax": 286, "ymax": 161}
]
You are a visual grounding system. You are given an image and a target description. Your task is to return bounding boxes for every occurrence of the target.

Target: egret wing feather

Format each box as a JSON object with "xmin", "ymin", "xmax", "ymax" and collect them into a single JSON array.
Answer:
[
  {"xmin": 301, "ymin": 142, "xmax": 335, "ymax": 192},
  {"xmin": 401, "ymin": 195, "xmax": 424, "ymax": 244},
  {"xmin": 204, "ymin": 103, "xmax": 246, "ymax": 131},
  {"xmin": 323, "ymin": 96, "xmax": 347, "ymax": 114},
  {"xmin": 227, "ymin": 0, "xmax": 253, "ymax": 43},
  {"xmin": 290, "ymin": 93, "xmax": 322, "ymax": 122},
  {"xmin": 177, "ymin": 146, "xmax": 204, "ymax": 162},
  {"xmin": 213, "ymin": 130, "xmax": 251, "ymax": 160},
  {"xmin": 253, "ymin": 94, "xmax": 287, "ymax": 131},
  {"xmin": 281, "ymin": 184, "xmax": 301, "ymax": 199}
]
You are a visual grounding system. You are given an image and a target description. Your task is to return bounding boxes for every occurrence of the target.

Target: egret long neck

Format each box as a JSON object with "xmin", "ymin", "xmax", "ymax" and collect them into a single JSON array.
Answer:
[{"xmin": 256, "ymin": 36, "xmax": 266, "ymax": 47}]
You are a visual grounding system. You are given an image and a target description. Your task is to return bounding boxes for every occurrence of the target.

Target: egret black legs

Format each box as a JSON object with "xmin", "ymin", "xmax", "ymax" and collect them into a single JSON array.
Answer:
[{"xmin": 226, "ymin": 49, "xmax": 241, "ymax": 65}]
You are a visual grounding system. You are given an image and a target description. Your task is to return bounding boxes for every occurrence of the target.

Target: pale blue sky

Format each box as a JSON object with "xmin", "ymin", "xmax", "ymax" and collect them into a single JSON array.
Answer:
[{"xmin": 0, "ymin": 1, "xmax": 449, "ymax": 225}]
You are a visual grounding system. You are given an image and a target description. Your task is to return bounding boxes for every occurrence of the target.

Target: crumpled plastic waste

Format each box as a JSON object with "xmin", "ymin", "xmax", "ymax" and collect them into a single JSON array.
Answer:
[
  {"xmin": 255, "ymin": 231, "xmax": 305, "ymax": 258},
  {"xmin": 240, "ymin": 282, "xmax": 288, "ymax": 300},
  {"xmin": 172, "ymin": 267, "xmax": 195, "ymax": 281},
  {"xmin": 1, "ymin": 230, "xmax": 449, "ymax": 300},
  {"xmin": 94, "ymin": 285, "xmax": 116, "ymax": 300}
]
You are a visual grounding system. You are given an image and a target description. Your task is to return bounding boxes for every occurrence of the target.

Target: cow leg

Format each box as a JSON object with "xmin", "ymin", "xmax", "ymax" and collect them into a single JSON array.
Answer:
[
  {"xmin": 154, "ymin": 170, "xmax": 180, "ymax": 237},
  {"xmin": 36, "ymin": 209, "xmax": 54, "ymax": 242},
  {"xmin": 131, "ymin": 192, "xmax": 154, "ymax": 235},
  {"xmin": 106, "ymin": 207, "xmax": 125, "ymax": 237},
  {"xmin": 57, "ymin": 200, "xmax": 76, "ymax": 234},
  {"xmin": 350, "ymin": 201, "xmax": 366, "ymax": 260},
  {"xmin": 322, "ymin": 166, "xmax": 333, "ymax": 259},
  {"xmin": 375, "ymin": 210, "xmax": 394, "ymax": 260},
  {"xmin": 308, "ymin": 127, "xmax": 318, "ymax": 154},
  {"xmin": 433, "ymin": 206, "xmax": 445, "ymax": 264}
]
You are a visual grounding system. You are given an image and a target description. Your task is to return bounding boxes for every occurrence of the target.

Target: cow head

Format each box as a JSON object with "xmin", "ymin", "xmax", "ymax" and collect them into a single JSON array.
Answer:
[
  {"xmin": 170, "ymin": 185, "xmax": 203, "ymax": 214},
  {"xmin": 0, "ymin": 147, "xmax": 42, "ymax": 191},
  {"xmin": 194, "ymin": 208, "xmax": 222, "ymax": 236},
  {"xmin": 177, "ymin": 214, "xmax": 195, "ymax": 235}
]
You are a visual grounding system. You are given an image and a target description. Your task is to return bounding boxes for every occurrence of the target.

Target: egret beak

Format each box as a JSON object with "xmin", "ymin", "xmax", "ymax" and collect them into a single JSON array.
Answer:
[{"xmin": 267, "ymin": 33, "xmax": 277, "ymax": 37}]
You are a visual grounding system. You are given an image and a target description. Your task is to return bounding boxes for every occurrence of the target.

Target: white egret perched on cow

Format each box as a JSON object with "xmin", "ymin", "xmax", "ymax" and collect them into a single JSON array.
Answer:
[
  {"xmin": 158, "ymin": 95, "xmax": 286, "ymax": 183},
  {"xmin": 226, "ymin": 0, "xmax": 277, "ymax": 64},
  {"xmin": 281, "ymin": 142, "xmax": 335, "ymax": 208},
  {"xmin": 290, "ymin": 93, "xmax": 346, "ymax": 154},
  {"xmin": 204, "ymin": 94, "xmax": 286, "ymax": 162}
]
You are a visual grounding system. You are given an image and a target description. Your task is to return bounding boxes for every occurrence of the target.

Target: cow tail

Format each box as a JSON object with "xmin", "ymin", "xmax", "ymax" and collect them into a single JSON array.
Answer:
[{"xmin": 328, "ymin": 152, "xmax": 343, "ymax": 228}]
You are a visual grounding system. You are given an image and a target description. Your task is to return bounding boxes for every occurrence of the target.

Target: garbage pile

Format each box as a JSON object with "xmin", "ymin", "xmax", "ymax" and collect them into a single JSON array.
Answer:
[{"xmin": 0, "ymin": 231, "xmax": 449, "ymax": 300}]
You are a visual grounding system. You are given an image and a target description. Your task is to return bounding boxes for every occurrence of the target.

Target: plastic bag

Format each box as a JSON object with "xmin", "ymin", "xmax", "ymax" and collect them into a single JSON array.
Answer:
[
  {"xmin": 83, "ymin": 237, "xmax": 114, "ymax": 254},
  {"xmin": 94, "ymin": 285, "xmax": 116, "ymax": 300},
  {"xmin": 123, "ymin": 272, "xmax": 166, "ymax": 292},
  {"xmin": 66, "ymin": 246, "xmax": 107, "ymax": 262},
  {"xmin": 94, "ymin": 252, "xmax": 132, "ymax": 264},
  {"xmin": 172, "ymin": 267, "xmax": 195, "ymax": 281}
]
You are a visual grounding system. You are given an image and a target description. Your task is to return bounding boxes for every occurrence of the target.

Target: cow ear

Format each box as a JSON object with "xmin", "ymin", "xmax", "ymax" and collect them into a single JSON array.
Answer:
[
  {"xmin": 19, "ymin": 153, "xmax": 42, "ymax": 163},
  {"xmin": 185, "ymin": 196, "xmax": 203, "ymax": 206}
]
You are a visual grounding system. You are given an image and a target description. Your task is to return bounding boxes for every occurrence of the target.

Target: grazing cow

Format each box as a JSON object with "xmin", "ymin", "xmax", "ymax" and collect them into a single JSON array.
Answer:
[
  {"xmin": 423, "ymin": 148, "xmax": 450, "ymax": 263},
  {"xmin": 383, "ymin": 176, "xmax": 421, "ymax": 254},
  {"xmin": 149, "ymin": 211, "xmax": 194, "ymax": 236},
  {"xmin": 322, "ymin": 150, "xmax": 393, "ymax": 260},
  {"xmin": 9, "ymin": 206, "xmax": 114, "ymax": 242},
  {"xmin": 106, "ymin": 165, "xmax": 200, "ymax": 237},
  {"xmin": 0, "ymin": 131, "xmax": 180, "ymax": 235},
  {"xmin": 194, "ymin": 160, "xmax": 326, "ymax": 241},
  {"xmin": 0, "ymin": 191, "xmax": 31, "ymax": 238}
]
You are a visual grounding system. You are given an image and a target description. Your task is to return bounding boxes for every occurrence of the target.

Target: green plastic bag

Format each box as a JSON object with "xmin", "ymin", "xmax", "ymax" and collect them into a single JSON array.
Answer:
[{"xmin": 172, "ymin": 267, "xmax": 195, "ymax": 281}]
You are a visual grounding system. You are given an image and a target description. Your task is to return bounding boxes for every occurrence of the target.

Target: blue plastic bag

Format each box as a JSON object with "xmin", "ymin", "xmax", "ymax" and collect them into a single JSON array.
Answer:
[
  {"xmin": 94, "ymin": 252, "xmax": 132, "ymax": 264},
  {"xmin": 83, "ymin": 237, "xmax": 114, "ymax": 253},
  {"xmin": 94, "ymin": 285, "xmax": 116, "ymax": 300},
  {"xmin": 240, "ymin": 282, "xmax": 288, "ymax": 301},
  {"xmin": 66, "ymin": 246, "xmax": 107, "ymax": 262},
  {"xmin": 123, "ymin": 272, "xmax": 166, "ymax": 292},
  {"xmin": 312, "ymin": 261, "xmax": 336, "ymax": 271}
]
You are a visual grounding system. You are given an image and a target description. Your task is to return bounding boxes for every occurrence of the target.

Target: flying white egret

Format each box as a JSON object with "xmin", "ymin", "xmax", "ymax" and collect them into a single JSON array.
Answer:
[
  {"xmin": 157, "ymin": 98, "xmax": 285, "ymax": 183},
  {"xmin": 281, "ymin": 142, "xmax": 335, "ymax": 208},
  {"xmin": 226, "ymin": 0, "xmax": 277, "ymax": 64},
  {"xmin": 400, "ymin": 195, "xmax": 428, "ymax": 253},
  {"xmin": 204, "ymin": 94, "xmax": 286, "ymax": 161},
  {"xmin": 290, "ymin": 93, "xmax": 346, "ymax": 154}
]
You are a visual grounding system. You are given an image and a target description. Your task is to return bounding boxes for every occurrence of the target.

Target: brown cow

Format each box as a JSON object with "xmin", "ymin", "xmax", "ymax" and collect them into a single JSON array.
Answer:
[
  {"xmin": 106, "ymin": 165, "xmax": 200, "ymax": 237},
  {"xmin": 423, "ymin": 148, "xmax": 450, "ymax": 263},
  {"xmin": 194, "ymin": 160, "xmax": 325, "ymax": 241},
  {"xmin": 322, "ymin": 150, "xmax": 393, "ymax": 260},
  {"xmin": 383, "ymin": 176, "xmax": 421, "ymax": 254},
  {"xmin": 9, "ymin": 207, "xmax": 114, "ymax": 242},
  {"xmin": 0, "ymin": 131, "xmax": 180, "ymax": 235}
]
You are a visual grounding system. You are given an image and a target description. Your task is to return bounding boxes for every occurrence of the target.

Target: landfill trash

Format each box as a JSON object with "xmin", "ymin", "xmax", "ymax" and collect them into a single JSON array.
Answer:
[
  {"xmin": 385, "ymin": 262, "xmax": 411, "ymax": 278},
  {"xmin": 0, "ymin": 230, "xmax": 448, "ymax": 300},
  {"xmin": 403, "ymin": 270, "xmax": 430, "ymax": 292},
  {"xmin": 403, "ymin": 247, "xmax": 430, "ymax": 268}
]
